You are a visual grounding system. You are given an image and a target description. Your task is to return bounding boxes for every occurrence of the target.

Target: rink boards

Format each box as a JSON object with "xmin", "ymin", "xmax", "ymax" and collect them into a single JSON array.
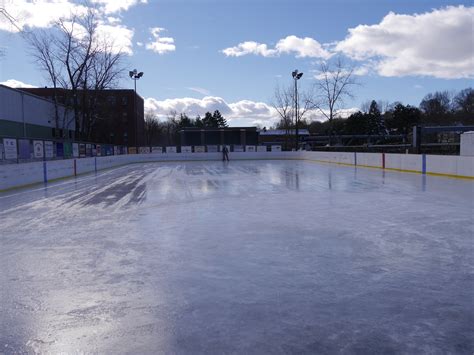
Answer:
[{"xmin": 0, "ymin": 151, "xmax": 473, "ymax": 191}]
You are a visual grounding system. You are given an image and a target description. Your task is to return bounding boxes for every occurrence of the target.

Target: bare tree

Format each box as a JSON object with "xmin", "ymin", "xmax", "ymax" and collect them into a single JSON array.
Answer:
[
  {"xmin": 165, "ymin": 110, "xmax": 179, "ymax": 146},
  {"xmin": 0, "ymin": 7, "xmax": 21, "ymax": 57},
  {"xmin": 313, "ymin": 57, "xmax": 359, "ymax": 144},
  {"xmin": 272, "ymin": 83, "xmax": 313, "ymax": 149},
  {"xmin": 144, "ymin": 111, "xmax": 162, "ymax": 146},
  {"xmin": 24, "ymin": 9, "xmax": 125, "ymax": 140}
]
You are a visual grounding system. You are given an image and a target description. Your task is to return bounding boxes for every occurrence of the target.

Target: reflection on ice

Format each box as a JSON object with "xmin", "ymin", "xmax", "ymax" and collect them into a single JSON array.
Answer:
[{"xmin": 0, "ymin": 160, "xmax": 473, "ymax": 353}]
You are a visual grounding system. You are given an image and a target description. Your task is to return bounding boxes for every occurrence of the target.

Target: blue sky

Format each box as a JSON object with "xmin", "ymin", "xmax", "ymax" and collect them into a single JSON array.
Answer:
[{"xmin": 1, "ymin": 0, "xmax": 472, "ymax": 126}]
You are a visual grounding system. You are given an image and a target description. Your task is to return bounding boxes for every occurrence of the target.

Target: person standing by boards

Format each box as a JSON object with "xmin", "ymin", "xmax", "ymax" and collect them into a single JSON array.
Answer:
[{"xmin": 222, "ymin": 146, "xmax": 229, "ymax": 162}]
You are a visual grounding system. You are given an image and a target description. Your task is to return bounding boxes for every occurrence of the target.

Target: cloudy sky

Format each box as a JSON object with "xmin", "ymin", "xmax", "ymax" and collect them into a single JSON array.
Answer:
[{"xmin": 1, "ymin": 0, "xmax": 472, "ymax": 126}]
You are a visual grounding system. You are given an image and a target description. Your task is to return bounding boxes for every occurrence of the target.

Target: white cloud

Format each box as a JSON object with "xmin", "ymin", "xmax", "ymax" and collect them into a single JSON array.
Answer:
[
  {"xmin": 107, "ymin": 16, "xmax": 121, "ymax": 25},
  {"xmin": 136, "ymin": 41, "xmax": 144, "ymax": 47},
  {"xmin": 144, "ymin": 96, "xmax": 279, "ymax": 127},
  {"xmin": 187, "ymin": 87, "xmax": 211, "ymax": 96},
  {"xmin": 0, "ymin": 0, "xmax": 88, "ymax": 32},
  {"xmin": 335, "ymin": 6, "xmax": 474, "ymax": 79},
  {"xmin": 96, "ymin": 23, "xmax": 134, "ymax": 55},
  {"xmin": 222, "ymin": 35, "xmax": 331, "ymax": 59},
  {"xmin": 0, "ymin": 79, "xmax": 36, "ymax": 88},
  {"xmin": 144, "ymin": 96, "xmax": 358, "ymax": 127},
  {"xmin": 0, "ymin": 0, "xmax": 137, "ymax": 54},
  {"xmin": 91, "ymin": 0, "xmax": 147, "ymax": 14},
  {"xmin": 221, "ymin": 41, "xmax": 277, "ymax": 57},
  {"xmin": 275, "ymin": 36, "xmax": 331, "ymax": 58},
  {"xmin": 145, "ymin": 27, "xmax": 176, "ymax": 54}
]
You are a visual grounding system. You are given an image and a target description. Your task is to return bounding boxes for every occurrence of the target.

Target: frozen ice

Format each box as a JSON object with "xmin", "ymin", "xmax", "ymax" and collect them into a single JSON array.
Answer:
[{"xmin": 0, "ymin": 160, "xmax": 473, "ymax": 353}]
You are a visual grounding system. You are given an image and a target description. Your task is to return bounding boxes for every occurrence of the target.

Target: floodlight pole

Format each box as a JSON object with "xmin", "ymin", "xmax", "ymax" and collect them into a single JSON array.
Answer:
[
  {"xmin": 129, "ymin": 69, "xmax": 144, "ymax": 150},
  {"xmin": 292, "ymin": 70, "xmax": 303, "ymax": 151}
]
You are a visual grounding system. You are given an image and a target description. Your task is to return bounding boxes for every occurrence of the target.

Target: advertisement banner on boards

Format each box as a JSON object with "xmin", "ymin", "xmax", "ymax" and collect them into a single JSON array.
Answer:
[
  {"xmin": 56, "ymin": 143, "xmax": 64, "ymax": 158},
  {"xmin": 128, "ymin": 147, "xmax": 137, "ymax": 154},
  {"xmin": 233, "ymin": 145, "xmax": 244, "ymax": 152},
  {"xmin": 151, "ymin": 146, "xmax": 163, "ymax": 154},
  {"xmin": 245, "ymin": 146, "xmax": 256, "ymax": 152},
  {"xmin": 96, "ymin": 144, "xmax": 101, "ymax": 156},
  {"xmin": 86, "ymin": 144, "xmax": 92, "ymax": 157},
  {"xmin": 139, "ymin": 147, "xmax": 150, "ymax": 154},
  {"xmin": 207, "ymin": 145, "xmax": 218, "ymax": 152},
  {"xmin": 44, "ymin": 141, "xmax": 54, "ymax": 158},
  {"xmin": 257, "ymin": 146, "xmax": 267, "ymax": 152},
  {"xmin": 166, "ymin": 146, "xmax": 177, "ymax": 153},
  {"xmin": 194, "ymin": 146, "xmax": 205, "ymax": 153},
  {"xmin": 3, "ymin": 138, "xmax": 17, "ymax": 159},
  {"xmin": 72, "ymin": 143, "xmax": 79, "ymax": 157},
  {"xmin": 18, "ymin": 139, "xmax": 30, "ymax": 159},
  {"xmin": 79, "ymin": 144, "xmax": 86, "ymax": 157},
  {"xmin": 181, "ymin": 146, "xmax": 192, "ymax": 153},
  {"xmin": 271, "ymin": 145, "xmax": 282, "ymax": 152},
  {"xmin": 64, "ymin": 142, "xmax": 72, "ymax": 158},
  {"xmin": 33, "ymin": 140, "xmax": 44, "ymax": 158},
  {"xmin": 114, "ymin": 146, "xmax": 119, "ymax": 155},
  {"xmin": 0, "ymin": 143, "xmax": 4, "ymax": 160}
]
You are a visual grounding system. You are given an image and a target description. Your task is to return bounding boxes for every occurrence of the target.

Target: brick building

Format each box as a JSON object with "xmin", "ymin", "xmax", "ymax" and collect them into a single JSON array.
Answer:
[{"xmin": 18, "ymin": 88, "xmax": 144, "ymax": 147}]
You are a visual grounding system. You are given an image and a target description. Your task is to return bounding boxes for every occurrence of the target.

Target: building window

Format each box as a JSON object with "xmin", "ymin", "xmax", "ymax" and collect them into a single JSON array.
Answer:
[
  {"xmin": 107, "ymin": 96, "xmax": 116, "ymax": 105},
  {"xmin": 122, "ymin": 96, "xmax": 128, "ymax": 105}
]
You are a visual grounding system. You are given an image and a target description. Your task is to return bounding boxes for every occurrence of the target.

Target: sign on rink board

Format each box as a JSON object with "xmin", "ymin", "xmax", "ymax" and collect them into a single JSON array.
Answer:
[
  {"xmin": 151, "ymin": 147, "xmax": 163, "ymax": 153},
  {"xmin": 257, "ymin": 146, "xmax": 267, "ymax": 152},
  {"xmin": 181, "ymin": 146, "xmax": 192, "ymax": 153},
  {"xmin": 3, "ymin": 138, "xmax": 17, "ymax": 159},
  {"xmin": 246, "ymin": 146, "xmax": 256, "ymax": 152},
  {"xmin": 33, "ymin": 140, "xmax": 44, "ymax": 158},
  {"xmin": 45, "ymin": 141, "xmax": 54, "ymax": 158},
  {"xmin": 166, "ymin": 146, "xmax": 177, "ymax": 153},
  {"xmin": 194, "ymin": 146, "xmax": 205, "ymax": 153},
  {"xmin": 271, "ymin": 145, "xmax": 282, "ymax": 152},
  {"xmin": 72, "ymin": 143, "xmax": 79, "ymax": 157}
]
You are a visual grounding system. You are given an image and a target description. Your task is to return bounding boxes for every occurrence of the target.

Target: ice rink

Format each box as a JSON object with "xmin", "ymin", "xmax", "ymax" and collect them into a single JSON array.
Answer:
[{"xmin": 1, "ymin": 159, "xmax": 473, "ymax": 353}]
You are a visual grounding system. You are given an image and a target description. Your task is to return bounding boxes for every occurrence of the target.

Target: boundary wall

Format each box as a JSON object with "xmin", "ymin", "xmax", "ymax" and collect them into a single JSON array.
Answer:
[{"xmin": 1, "ymin": 151, "xmax": 472, "ymax": 191}]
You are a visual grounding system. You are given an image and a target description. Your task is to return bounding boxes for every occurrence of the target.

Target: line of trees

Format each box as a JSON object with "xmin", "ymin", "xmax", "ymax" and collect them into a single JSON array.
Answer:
[
  {"xmin": 272, "ymin": 57, "xmax": 473, "ymax": 146},
  {"xmin": 297, "ymin": 88, "xmax": 473, "ymax": 138},
  {"xmin": 144, "ymin": 110, "xmax": 228, "ymax": 146}
]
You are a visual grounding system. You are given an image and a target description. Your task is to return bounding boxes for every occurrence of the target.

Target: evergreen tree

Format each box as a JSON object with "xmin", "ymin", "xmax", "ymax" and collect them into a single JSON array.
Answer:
[
  {"xmin": 212, "ymin": 110, "xmax": 228, "ymax": 127},
  {"xmin": 385, "ymin": 104, "xmax": 421, "ymax": 135},
  {"xmin": 367, "ymin": 100, "xmax": 384, "ymax": 135},
  {"xmin": 202, "ymin": 111, "xmax": 216, "ymax": 127},
  {"xmin": 177, "ymin": 113, "xmax": 193, "ymax": 129},
  {"xmin": 195, "ymin": 115, "xmax": 204, "ymax": 128}
]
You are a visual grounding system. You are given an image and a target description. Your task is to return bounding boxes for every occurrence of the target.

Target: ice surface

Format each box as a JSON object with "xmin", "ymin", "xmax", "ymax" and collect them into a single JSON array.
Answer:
[{"xmin": 0, "ymin": 160, "xmax": 473, "ymax": 353}]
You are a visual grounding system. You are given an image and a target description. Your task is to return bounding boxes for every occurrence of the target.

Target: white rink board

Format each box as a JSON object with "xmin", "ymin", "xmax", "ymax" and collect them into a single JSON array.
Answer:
[{"xmin": 1, "ymin": 151, "xmax": 473, "ymax": 190}]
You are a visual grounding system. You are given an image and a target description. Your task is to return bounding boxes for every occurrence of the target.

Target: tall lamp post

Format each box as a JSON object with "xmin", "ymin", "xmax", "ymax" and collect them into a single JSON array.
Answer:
[
  {"xmin": 292, "ymin": 69, "xmax": 303, "ymax": 151},
  {"xmin": 129, "ymin": 69, "xmax": 144, "ymax": 151}
]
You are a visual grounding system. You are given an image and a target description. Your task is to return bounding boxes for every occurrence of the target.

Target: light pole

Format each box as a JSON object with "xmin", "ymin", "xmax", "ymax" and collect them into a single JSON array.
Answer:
[
  {"xmin": 129, "ymin": 69, "xmax": 144, "ymax": 151},
  {"xmin": 292, "ymin": 69, "xmax": 303, "ymax": 151}
]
